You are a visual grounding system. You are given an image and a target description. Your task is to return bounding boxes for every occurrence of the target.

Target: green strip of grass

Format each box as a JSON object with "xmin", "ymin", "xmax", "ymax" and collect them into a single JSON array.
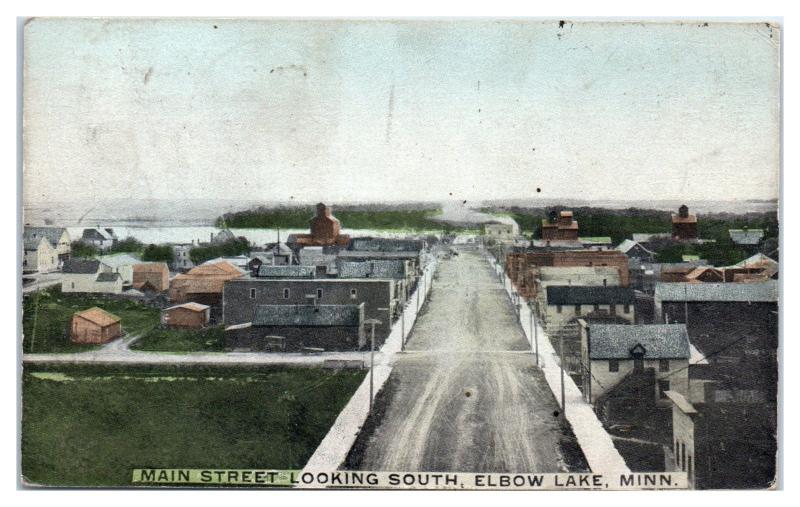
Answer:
[
  {"xmin": 131, "ymin": 326, "xmax": 225, "ymax": 353},
  {"xmin": 21, "ymin": 364, "xmax": 365, "ymax": 487},
  {"xmin": 23, "ymin": 287, "xmax": 161, "ymax": 354}
]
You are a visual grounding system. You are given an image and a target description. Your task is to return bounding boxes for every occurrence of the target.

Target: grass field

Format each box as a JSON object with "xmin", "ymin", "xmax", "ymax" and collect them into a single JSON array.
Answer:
[
  {"xmin": 131, "ymin": 326, "xmax": 226, "ymax": 352},
  {"xmin": 23, "ymin": 287, "xmax": 161, "ymax": 354},
  {"xmin": 21, "ymin": 364, "xmax": 365, "ymax": 487}
]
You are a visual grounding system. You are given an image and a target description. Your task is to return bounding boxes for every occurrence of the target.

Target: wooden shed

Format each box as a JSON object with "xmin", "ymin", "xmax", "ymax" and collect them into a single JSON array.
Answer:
[
  {"xmin": 70, "ymin": 307, "xmax": 122, "ymax": 344},
  {"xmin": 132, "ymin": 262, "xmax": 170, "ymax": 293},
  {"xmin": 161, "ymin": 302, "xmax": 211, "ymax": 329}
]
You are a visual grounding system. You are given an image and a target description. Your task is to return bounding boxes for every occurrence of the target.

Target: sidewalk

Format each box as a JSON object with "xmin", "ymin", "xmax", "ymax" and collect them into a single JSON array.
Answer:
[
  {"xmin": 302, "ymin": 260, "xmax": 438, "ymax": 472},
  {"xmin": 486, "ymin": 253, "xmax": 630, "ymax": 475}
]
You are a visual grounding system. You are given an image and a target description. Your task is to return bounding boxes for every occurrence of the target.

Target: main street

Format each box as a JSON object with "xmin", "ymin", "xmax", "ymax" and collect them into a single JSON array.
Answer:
[{"xmin": 349, "ymin": 248, "xmax": 587, "ymax": 473}]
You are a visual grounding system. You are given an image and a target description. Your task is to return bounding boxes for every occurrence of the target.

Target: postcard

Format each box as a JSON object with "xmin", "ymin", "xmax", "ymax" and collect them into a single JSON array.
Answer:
[{"xmin": 20, "ymin": 18, "xmax": 780, "ymax": 490}]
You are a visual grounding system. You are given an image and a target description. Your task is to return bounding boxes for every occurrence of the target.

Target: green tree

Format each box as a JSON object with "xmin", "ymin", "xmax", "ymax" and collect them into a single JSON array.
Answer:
[
  {"xmin": 108, "ymin": 236, "xmax": 144, "ymax": 254},
  {"xmin": 70, "ymin": 241, "xmax": 100, "ymax": 259},
  {"xmin": 141, "ymin": 244, "xmax": 174, "ymax": 263},
  {"xmin": 189, "ymin": 237, "xmax": 251, "ymax": 265}
]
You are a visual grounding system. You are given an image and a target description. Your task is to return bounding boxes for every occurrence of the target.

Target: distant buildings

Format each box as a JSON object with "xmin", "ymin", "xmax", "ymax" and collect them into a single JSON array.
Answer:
[
  {"xmin": 70, "ymin": 307, "xmax": 122, "ymax": 344},
  {"xmin": 132, "ymin": 262, "xmax": 170, "ymax": 293},
  {"xmin": 671, "ymin": 205, "xmax": 698, "ymax": 241},
  {"xmin": 22, "ymin": 227, "xmax": 71, "ymax": 272},
  {"xmin": 168, "ymin": 261, "xmax": 244, "ymax": 317},
  {"xmin": 61, "ymin": 259, "xmax": 124, "ymax": 294},
  {"xmin": 616, "ymin": 239, "xmax": 655, "ymax": 263},
  {"xmin": 287, "ymin": 203, "xmax": 352, "ymax": 250},
  {"xmin": 728, "ymin": 228, "xmax": 764, "ymax": 247},
  {"xmin": 172, "ymin": 244, "xmax": 195, "ymax": 271},
  {"xmin": 96, "ymin": 253, "xmax": 140, "ymax": 286},
  {"xmin": 541, "ymin": 210, "xmax": 579, "ymax": 241},
  {"xmin": 81, "ymin": 228, "xmax": 118, "ymax": 250},
  {"xmin": 484, "ymin": 222, "xmax": 516, "ymax": 240}
]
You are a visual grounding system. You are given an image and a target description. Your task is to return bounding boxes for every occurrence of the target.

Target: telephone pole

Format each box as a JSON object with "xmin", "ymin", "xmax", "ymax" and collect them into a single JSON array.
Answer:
[{"xmin": 364, "ymin": 318, "xmax": 382, "ymax": 413}]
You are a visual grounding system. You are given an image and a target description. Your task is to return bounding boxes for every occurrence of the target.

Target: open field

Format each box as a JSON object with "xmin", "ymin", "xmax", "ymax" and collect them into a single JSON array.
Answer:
[
  {"xmin": 131, "ymin": 326, "xmax": 226, "ymax": 352},
  {"xmin": 21, "ymin": 364, "xmax": 365, "ymax": 487},
  {"xmin": 22, "ymin": 287, "xmax": 161, "ymax": 354}
]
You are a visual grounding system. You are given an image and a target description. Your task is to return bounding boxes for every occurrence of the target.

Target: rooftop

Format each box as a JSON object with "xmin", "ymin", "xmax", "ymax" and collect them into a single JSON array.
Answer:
[
  {"xmin": 95, "ymin": 272, "xmax": 122, "ymax": 282},
  {"xmin": 62, "ymin": 259, "xmax": 101, "ymax": 274},
  {"xmin": 165, "ymin": 302, "xmax": 210, "ymax": 312},
  {"xmin": 654, "ymin": 280, "xmax": 778, "ymax": 303},
  {"xmin": 729, "ymin": 229, "xmax": 765, "ymax": 246},
  {"xmin": 74, "ymin": 307, "xmax": 121, "ymax": 327},
  {"xmin": 664, "ymin": 390, "xmax": 698, "ymax": 415},
  {"xmin": 23, "ymin": 227, "xmax": 67, "ymax": 250},
  {"xmin": 253, "ymin": 304, "xmax": 362, "ymax": 327},
  {"xmin": 257, "ymin": 265, "xmax": 316, "ymax": 278},
  {"xmin": 546, "ymin": 286, "xmax": 634, "ymax": 305},
  {"xmin": 587, "ymin": 323, "xmax": 690, "ymax": 360},
  {"xmin": 97, "ymin": 253, "xmax": 141, "ymax": 268}
]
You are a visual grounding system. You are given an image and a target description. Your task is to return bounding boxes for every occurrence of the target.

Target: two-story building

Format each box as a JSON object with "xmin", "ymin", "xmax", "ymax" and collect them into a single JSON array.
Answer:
[
  {"xmin": 61, "ymin": 259, "xmax": 123, "ymax": 294},
  {"xmin": 23, "ymin": 227, "xmax": 71, "ymax": 270}
]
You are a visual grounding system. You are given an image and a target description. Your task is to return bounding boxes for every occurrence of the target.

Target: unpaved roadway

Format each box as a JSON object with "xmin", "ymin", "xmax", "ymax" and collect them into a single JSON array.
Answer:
[{"xmin": 348, "ymin": 249, "xmax": 587, "ymax": 473}]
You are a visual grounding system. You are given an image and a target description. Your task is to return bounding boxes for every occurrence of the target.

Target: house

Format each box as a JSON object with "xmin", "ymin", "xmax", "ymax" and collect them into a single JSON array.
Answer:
[
  {"xmin": 506, "ymin": 250, "xmax": 631, "ymax": 299},
  {"xmin": 22, "ymin": 235, "xmax": 58, "ymax": 274},
  {"xmin": 528, "ymin": 266, "xmax": 621, "ymax": 302},
  {"xmin": 728, "ymin": 228, "xmax": 765, "ymax": 247},
  {"xmin": 224, "ymin": 303, "xmax": 366, "ymax": 352},
  {"xmin": 61, "ymin": 259, "xmax": 123, "ymax": 294},
  {"xmin": 223, "ymin": 277, "xmax": 398, "ymax": 343},
  {"xmin": 270, "ymin": 242, "xmax": 295, "ymax": 265},
  {"xmin": 672, "ymin": 205, "xmax": 698, "ymax": 240},
  {"xmin": 541, "ymin": 210, "xmax": 579, "ymax": 241},
  {"xmin": 172, "ymin": 244, "xmax": 195, "ymax": 271},
  {"xmin": 617, "ymin": 239, "xmax": 655, "ymax": 263},
  {"xmin": 666, "ymin": 389, "xmax": 776, "ymax": 489},
  {"xmin": 684, "ymin": 266, "xmax": 725, "ymax": 283},
  {"xmin": 70, "ymin": 307, "xmax": 122, "ymax": 344},
  {"xmin": 132, "ymin": 262, "xmax": 169, "ymax": 293},
  {"xmin": 161, "ymin": 302, "xmax": 210, "ymax": 329},
  {"xmin": 336, "ymin": 258, "xmax": 415, "ymax": 301},
  {"xmin": 579, "ymin": 321, "xmax": 690, "ymax": 406},
  {"xmin": 81, "ymin": 228, "xmax": 118, "ymax": 250},
  {"xmin": 168, "ymin": 261, "xmax": 244, "ymax": 316},
  {"xmin": 484, "ymin": 222, "xmax": 516, "ymax": 240},
  {"xmin": 632, "ymin": 233, "xmax": 672, "ymax": 245},
  {"xmin": 541, "ymin": 285, "xmax": 636, "ymax": 373},
  {"xmin": 96, "ymin": 253, "xmax": 141, "ymax": 286},
  {"xmin": 286, "ymin": 203, "xmax": 352, "ymax": 250},
  {"xmin": 731, "ymin": 253, "xmax": 778, "ymax": 278},
  {"xmin": 23, "ymin": 227, "xmax": 71, "ymax": 267}
]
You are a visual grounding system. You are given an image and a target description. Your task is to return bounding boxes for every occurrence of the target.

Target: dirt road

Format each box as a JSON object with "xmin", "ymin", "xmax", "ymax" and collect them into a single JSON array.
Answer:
[{"xmin": 347, "ymin": 249, "xmax": 587, "ymax": 473}]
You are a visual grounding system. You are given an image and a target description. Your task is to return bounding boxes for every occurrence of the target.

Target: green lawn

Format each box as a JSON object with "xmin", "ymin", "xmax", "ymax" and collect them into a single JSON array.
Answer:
[
  {"xmin": 23, "ymin": 287, "xmax": 161, "ymax": 353},
  {"xmin": 131, "ymin": 326, "xmax": 226, "ymax": 352},
  {"xmin": 21, "ymin": 364, "xmax": 365, "ymax": 487}
]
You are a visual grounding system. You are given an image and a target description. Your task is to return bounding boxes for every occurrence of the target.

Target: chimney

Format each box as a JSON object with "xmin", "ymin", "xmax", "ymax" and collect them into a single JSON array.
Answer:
[
  {"xmin": 679, "ymin": 205, "xmax": 689, "ymax": 218},
  {"xmin": 549, "ymin": 210, "xmax": 558, "ymax": 224}
]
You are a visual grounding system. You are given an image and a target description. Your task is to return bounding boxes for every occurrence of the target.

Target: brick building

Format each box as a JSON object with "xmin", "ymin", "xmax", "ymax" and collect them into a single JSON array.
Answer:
[{"xmin": 287, "ymin": 203, "xmax": 352, "ymax": 249}]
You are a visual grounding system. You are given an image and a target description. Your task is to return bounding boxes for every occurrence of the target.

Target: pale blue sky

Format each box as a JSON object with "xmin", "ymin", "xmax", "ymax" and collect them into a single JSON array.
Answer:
[{"xmin": 23, "ymin": 19, "xmax": 780, "ymax": 204}]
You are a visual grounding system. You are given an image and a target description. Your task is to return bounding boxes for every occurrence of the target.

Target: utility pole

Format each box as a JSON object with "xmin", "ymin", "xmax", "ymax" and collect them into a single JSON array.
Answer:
[
  {"xmin": 364, "ymin": 318, "xmax": 382, "ymax": 413},
  {"xmin": 559, "ymin": 333, "xmax": 566, "ymax": 416}
]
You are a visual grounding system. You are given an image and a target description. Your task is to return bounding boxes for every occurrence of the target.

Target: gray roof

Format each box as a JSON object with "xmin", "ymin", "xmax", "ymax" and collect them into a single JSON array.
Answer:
[
  {"xmin": 546, "ymin": 286, "xmax": 634, "ymax": 305},
  {"xmin": 96, "ymin": 272, "xmax": 122, "ymax": 282},
  {"xmin": 257, "ymin": 265, "xmax": 315, "ymax": 278},
  {"xmin": 654, "ymin": 281, "xmax": 778, "ymax": 303},
  {"xmin": 732, "ymin": 253, "xmax": 778, "ymax": 268},
  {"xmin": 348, "ymin": 237, "xmax": 424, "ymax": 253},
  {"xmin": 728, "ymin": 229, "xmax": 765, "ymax": 245},
  {"xmin": 336, "ymin": 259, "xmax": 407, "ymax": 279},
  {"xmin": 97, "ymin": 253, "xmax": 141, "ymax": 268},
  {"xmin": 616, "ymin": 239, "xmax": 654, "ymax": 255},
  {"xmin": 253, "ymin": 304, "xmax": 362, "ymax": 327},
  {"xmin": 588, "ymin": 324, "xmax": 690, "ymax": 360},
  {"xmin": 62, "ymin": 259, "xmax": 101, "ymax": 274},
  {"xmin": 82, "ymin": 228, "xmax": 117, "ymax": 241},
  {"xmin": 337, "ymin": 250, "xmax": 419, "ymax": 260},
  {"xmin": 23, "ymin": 227, "xmax": 68, "ymax": 250}
]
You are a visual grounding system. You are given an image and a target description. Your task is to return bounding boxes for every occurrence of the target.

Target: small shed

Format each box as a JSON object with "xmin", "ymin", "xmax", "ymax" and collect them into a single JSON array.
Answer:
[
  {"xmin": 161, "ymin": 302, "xmax": 211, "ymax": 329},
  {"xmin": 70, "ymin": 307, "xmax": 122, "ymax": 344}
]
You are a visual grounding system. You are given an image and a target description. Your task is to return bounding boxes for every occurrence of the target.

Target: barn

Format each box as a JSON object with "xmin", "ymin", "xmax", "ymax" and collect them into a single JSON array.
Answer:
[
  {"xmin": 70, "ymin": 307, "xmax": 122, "ymax": 344},
  {"xmin": 161, "ymin": 302, "xmax": 211, "ymax": 329}
]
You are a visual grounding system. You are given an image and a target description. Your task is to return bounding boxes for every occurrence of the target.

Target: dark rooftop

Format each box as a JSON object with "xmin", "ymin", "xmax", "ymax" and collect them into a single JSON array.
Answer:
[
  {"xmin": 62, "ymin": 259, "xmax": 101, "ymax": 274},
  {"xmin": 546, "ymin": 286, "xmax": 634, "ymax": 305},
  {"xmin": 588, "ymin": 323, "xmax": 690, "ymax": 360}
]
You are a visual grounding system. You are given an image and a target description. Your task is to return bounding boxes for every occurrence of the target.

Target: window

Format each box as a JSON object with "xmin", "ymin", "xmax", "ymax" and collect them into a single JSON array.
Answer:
[
  {"xmin": 593, "ymin": 304, "xmax": 600, "ymax": 312},
  {"xmin": 609, "ymin": 304, "xmax": 616, "ymax": 315},
  {"xmin": 659, "ymin": 359, "xmax": 670, "ymax": 372},
  {"xmin": 350, "ymin": 288, "xmax": 357, "ymax": 298},
  {"xmin": 681, "ymin": 443, "xmax": 686, "ymax": 471},
  {"xmin": 71, "ymin": 282, "xmax": 75, "ymax": 289},
  {"xmin": 624, "ymin": 304, "xmax": 630, "ymax": 314},
  {"xmin": 575, "ymin": 305, "xmax": 581, "ymax": 315},
  {"xmin": 317, "ymin": 288, "xmax": 323, "ymax": 299},
  {"xmin": 249, "ymin": 288, "xmax": 256, "ymax": 299},
  {"xmin": 556, "ymin": 305, "xmax": 562, "ymax": 314},
  {"xmin": 675, "ymin": 440, "xmax": 680, "ymax": 468},
  {"xmin": 658, "ymin": 379, "xmax": 670, "ymax": 399},
  {"xmin": 283, "ymin": 288, "xmax": 290, "ymax": 299},
  {"xmin": 609, "ymin": 359, "xmax": 619, "ymax": 372},
  {"xmin": 687, "ymin": 454, "xmax": 693, "ymax": 481}
]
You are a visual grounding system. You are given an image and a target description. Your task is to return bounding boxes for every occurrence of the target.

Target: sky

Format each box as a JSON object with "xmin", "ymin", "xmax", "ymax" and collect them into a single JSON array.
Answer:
[{"xmin": 23, "ymin": 19, "xmax": 781, "ymax": 205}]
